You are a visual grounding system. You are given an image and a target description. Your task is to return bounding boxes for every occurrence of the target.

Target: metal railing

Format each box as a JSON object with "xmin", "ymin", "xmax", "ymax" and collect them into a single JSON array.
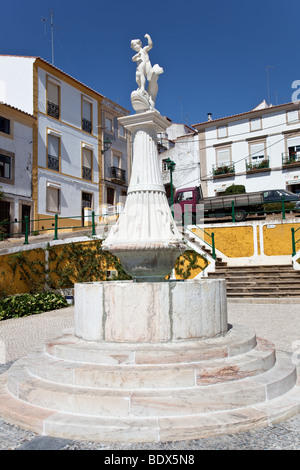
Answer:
[
  {"xmin": 0, "ymin": 204, "xmax": 126, "ymax": 246},
  {"xmin": 111, "ymin": 166, "xmax": 126, "ymax": 183},
  {"xmin": 47, "ymin": 101, "xmax": 59, "ymax": 119},
  {"xmin": 292, "ymin": 226, "xmax": 300, "ymax": 257},
  {"xmin": 282, "ymin": 152, "xmax": 300, "ymax": 166},
  {"xmin": 212, "ymin": 162, "xmax": 235, "ymax": 177},
  {"xmin": 48, "ymin": 154, "xmax": 59, "ymax": 171},
  {"xmin": 82, "ymin": 118, "xmax": 92, "ymax": 134},
  {"xmin": 246, "ymin": 157, "xmax": 270, "ymax": 172},
  {"xmin": 203, "ymin": 196, "xmax": 297, "ymax": 222},
  {"xmin": 185, "ymin": 225, "xmax": 216, "ymax": 260}
]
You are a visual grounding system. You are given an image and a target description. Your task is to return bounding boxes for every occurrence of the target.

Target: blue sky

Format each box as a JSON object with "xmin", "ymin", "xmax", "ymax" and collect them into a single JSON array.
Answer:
[{"xmin": 1, "ymin": 0, "xmax": 300, "ymax": 125}]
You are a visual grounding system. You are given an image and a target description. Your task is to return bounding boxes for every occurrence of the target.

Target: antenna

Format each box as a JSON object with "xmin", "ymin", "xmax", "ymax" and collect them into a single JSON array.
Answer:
[
  {"xmin": 41, "ymin": 10, "xmax": 55, "ymax": 65},
  {"xmin": 266, "ymin": 65, "xmax": 275, "ymax": 105},
  {"xmin": 50, "ymin": 9, "xmax": 54, "ymax": 65}
]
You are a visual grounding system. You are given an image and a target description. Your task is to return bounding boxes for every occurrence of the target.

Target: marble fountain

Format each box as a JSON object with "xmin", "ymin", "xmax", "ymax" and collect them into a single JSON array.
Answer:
[{"xmin": 0, "ymin": 34, "xmax": 299, "ymax": 443}]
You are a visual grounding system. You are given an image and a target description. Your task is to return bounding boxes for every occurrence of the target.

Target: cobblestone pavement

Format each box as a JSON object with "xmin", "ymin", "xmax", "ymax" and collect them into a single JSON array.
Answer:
[{"xmin": 0, "ymin": 299, "xmax": 299, "ymax": 451}]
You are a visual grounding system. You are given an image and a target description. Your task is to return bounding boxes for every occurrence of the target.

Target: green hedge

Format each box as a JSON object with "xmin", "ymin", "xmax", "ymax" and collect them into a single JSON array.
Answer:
[{"xmin": 0, "ymin": 292, "xmax": 68, "ymax": 321}]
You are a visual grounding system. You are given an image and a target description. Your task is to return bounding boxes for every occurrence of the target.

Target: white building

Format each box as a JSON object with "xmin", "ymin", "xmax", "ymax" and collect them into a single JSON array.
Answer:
[
  {"xmin": 101, "ymin": 97, "xmax": 130, "ymax": 207},
  {"xmin": 0, "ymin": 55, "xmax": 131, "ymax": 233},
  {"xmin": 158, "ymin": 122, "xmax": 199, "ymax": 199},
  {"xmin": 0, "ymin": 102, "xmax": 35, "ymax": 237},
  {"xmin": 193, "ymin": 100, "xmax": 300, "ymax": 197}
]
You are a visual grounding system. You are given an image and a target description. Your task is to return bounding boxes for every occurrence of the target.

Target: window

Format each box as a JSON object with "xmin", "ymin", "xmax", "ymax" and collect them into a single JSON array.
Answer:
[
  {"xmin": 0, "ymin": 116, "xmax": 10, "ymax": 135},
  {"xmin": 250, "ymin": 117, "xmax": 262, "ymax": 131},
  {"xmin": 47, "ymin": 79, "xmax": 60, "ymax": 119},
  {"xmin": 0, "ymin": 154, "xmax": 11, "ymax": 179},
  {"xmin": 113, "ymin": 154, "xmax": 120, "ymax": 168},
  {"xmin": 287, "ymin": 110, "xmax": 299, "ymax": 124},
  {"xmin": 217, "ymin": 125, "xmax": 227, "ymax": 138},
  {"xmin": 82, "ymin": 147, "xmax": 92, "ymax": 180},
  {"xmin": 249, "ymin": 142, "xmax": 265, "ymax": 162},
  {"xmin": 107, "ymin": 187, "xmax": 115, "ymax": 205},
  {"xmin": 119, "ymin": 124, "xmax": 125, "ymax": 139},
  {"xmin": 82, "ymin": 98, "xmax": 92, "ymax": 134},
  {"xmin": 176, "ymin": 190, "xmax": 194, "ymax": 202},
  {"xmin": 105, "ymin": 116, "xmax": 113, "ymax": 132},
  {"xmin": 46, "ymin": 186, "xmax": 60, "ymax": 213},
  {"xmin": 162, "ymin": 159, "xmax": 168, "ymax": 171},
  {"xmin": 47, "ymin": 134, "xmax": 60, "ymax": 171},
  {"xmin": 216, "ymin": 147, "xmax": 230, "ymax": 166}
]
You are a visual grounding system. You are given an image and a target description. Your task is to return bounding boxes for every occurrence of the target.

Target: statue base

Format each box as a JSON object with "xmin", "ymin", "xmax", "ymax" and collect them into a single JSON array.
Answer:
[{"xmin": 0, "ymin": 279, "xmax": 299, "ymax": 443}]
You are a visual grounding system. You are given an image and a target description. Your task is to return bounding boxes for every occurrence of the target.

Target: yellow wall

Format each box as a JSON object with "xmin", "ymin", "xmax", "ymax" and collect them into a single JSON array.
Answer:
[
  {"xmin": 263, "ymin": 223, "xmax": 300, "ymax": 256},
  {"xmin": 193, "ymin": 226, "xmax": 254, "ymax": 258},
  {"xmin": 0, "ymin": 249, "xmax": 45, "ymax": 295}
]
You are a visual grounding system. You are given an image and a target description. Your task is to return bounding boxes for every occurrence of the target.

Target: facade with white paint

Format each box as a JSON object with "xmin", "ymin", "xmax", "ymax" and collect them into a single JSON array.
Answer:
[
  {"xmin": 193, "ymin": 100, "xmax": 300, "ymax": 197},
  {"xmin": 0, "ymin": 103, "xmax": 35, "ymax": 236},
  {"xmin": 101, "ymin": 98, "xmax": 130, "ymax": 208},
  {"xmin": 158, "ymin": 123, "xmax": 199, "ymax": 199},
  {"xmin": 0, "ymin": 55, "xmax": 131, "ymax": 233}
]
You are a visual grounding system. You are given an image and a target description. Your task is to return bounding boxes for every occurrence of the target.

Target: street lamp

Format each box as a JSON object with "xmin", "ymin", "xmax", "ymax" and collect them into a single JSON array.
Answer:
[
  {"xmin": 102, "ymin": 138, "xmax": 112, "ymax": 154},
  {"xmin": 165, "ymin": 158, "xmax": 176, "ymax": 216}
]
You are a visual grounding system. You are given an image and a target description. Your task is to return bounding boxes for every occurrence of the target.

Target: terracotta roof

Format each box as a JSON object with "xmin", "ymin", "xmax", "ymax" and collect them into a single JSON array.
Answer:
[
  {"xmin": 0, "ymin": 101, "xmax": 35, "ymax": 119},
  {"xmin": 192, "ymin": 101, "xmax": 299, "ymax": 128}
]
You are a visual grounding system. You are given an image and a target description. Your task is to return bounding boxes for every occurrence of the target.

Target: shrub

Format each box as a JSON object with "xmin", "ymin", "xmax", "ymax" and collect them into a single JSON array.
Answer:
[
  {"xmin": 225, "ymin": 185, "xmax": 246, "ymax": 195},
  {"xmin": 0, "ymin": 292, "xmax": 68, "ymax": 321}
]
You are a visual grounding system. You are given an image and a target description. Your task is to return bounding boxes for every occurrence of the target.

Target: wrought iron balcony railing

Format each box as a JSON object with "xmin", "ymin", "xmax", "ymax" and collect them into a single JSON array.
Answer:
[
  {"xmin": 282, "ymin": 152, "xmax": 300, "ymax": 166},
  {"xmin": 47, "ymin": 101, "xmax": 60, "ymax": 119},
  {"xmin": 82, "ymin": 118, "xmax": 92, "ymax": 134},
  {"xmin": 48, "ymin": 154, "xmax": 59, "ymax": 171},
  {"xmin": 246, "ymin": 157, "xmax": 270, "ymax": 172},
  {"xmin": 212, "ymin": 162, "xmax": 235, "ymax": 177},
  {"xmin": 111, "ymin": 166, "xmax": 126, "ymax": 184},
  {"xmin": 82, "ymin": 166, "xmax": 92, "ymax": 180}
]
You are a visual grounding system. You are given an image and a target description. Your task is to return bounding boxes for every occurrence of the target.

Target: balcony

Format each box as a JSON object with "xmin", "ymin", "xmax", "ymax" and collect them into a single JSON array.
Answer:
[
  {"xmin": 212, "ymin": 162, "xmax": 235, "ymax": 179},
  {"xmin": 111, "ymin": 166, "xmax": 126, "ymax": 184},
  {"xmin": 246, "ymin": 157, "xmax": 270, "ymax": 174},
  {"xmin": 82, "ymin": 118, "xmax": 92, "ymax": 134},
  {"xmin": 48, "ymin": 154, "xmax": 59, "ymax": 171},
  {"xmin": 282, "ymin": 152, "xmax": 300, "ymax": 168},
  {"xmin": 82, "ymin": 166, "xmax": 92, "ymax": 181},
  {"xmin": 47, "ymin": 101, "xmax": 59, "ymax": 120}
]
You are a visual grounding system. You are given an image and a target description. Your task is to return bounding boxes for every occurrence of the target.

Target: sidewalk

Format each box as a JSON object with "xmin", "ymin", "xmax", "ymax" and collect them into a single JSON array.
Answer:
[{"xmin": 0, "ymin": 299, "xmax": 299, "ymax": 450}]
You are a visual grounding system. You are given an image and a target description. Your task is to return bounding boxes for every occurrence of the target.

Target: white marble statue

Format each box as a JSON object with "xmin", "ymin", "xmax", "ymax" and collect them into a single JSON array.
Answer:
[{"xmin": 131, "ymin": 34, "xmax": 163, "ymax": 112}]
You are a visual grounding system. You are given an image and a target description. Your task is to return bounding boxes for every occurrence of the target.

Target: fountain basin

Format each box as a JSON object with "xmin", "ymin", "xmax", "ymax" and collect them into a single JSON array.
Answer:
[{"xmin": 74, "ymin": 279, "xmax": 228, "ymax": 343}]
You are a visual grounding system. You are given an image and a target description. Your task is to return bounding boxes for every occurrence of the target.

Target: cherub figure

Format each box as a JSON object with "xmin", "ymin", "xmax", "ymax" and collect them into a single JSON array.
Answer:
[
  {"xmin": 131, "ymin": 34, "xmax": 153, "ymax": 92},
  {"xmin": 130, "ymin": 34, "xmax": 163, "ymax": 111}
]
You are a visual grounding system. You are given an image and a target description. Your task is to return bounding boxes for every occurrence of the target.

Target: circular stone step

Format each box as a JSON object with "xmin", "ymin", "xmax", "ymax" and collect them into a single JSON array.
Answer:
[{"xmin": 45, "ymin": 324, "xmax": 257, "ymax": 365}]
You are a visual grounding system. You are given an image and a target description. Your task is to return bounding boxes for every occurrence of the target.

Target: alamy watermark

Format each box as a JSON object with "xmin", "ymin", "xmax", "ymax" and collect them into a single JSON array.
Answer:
[
  {"xmin": 291, "ymin": 80, "xmax": 300, "ymax": 103},
  {"xmin": 292, "ymin": 340, "xmax": 300, "ymax": 366},
  {"xmin": 0, "ymin": 339, "xmax": 6, "ymax": 364}
]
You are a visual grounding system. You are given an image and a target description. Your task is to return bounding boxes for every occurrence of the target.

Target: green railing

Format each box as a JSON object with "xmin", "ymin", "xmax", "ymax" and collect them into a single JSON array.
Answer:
[
  {"xmin": 0, "ymin": 212, "xmax": 100, "ymax": 246},
  {"xmin": 291, "ymin": 226, "xmax": 300, "ymax": 257},
  {"xmin": 245, "ymin": 157, "xmax": 270, "ymax": 172},
  {"xmin": 212, "ymin": 162, "xmax": 235, "ymax": 177},
  {"xmin": 185, "ymin": 225, "xmax": 216, "ymax": 260},
  {"xmin": 282, "ymin": 152, "xmax": 300, "ymax": 166},
  {"xmin": 204, "ymin": 196, "xmax": 296, "ymax": 222}
]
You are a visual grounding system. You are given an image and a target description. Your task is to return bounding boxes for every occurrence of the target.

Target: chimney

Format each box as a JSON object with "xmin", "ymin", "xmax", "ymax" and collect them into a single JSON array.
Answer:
[{"xmin": 207, "ymin": 113, "xmax": 212, "ymax": 121}]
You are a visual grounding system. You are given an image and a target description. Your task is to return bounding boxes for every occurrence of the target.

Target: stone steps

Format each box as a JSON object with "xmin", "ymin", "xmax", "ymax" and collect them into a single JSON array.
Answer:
[
  {"xmin": 0, "ymin": 323, "xmax": 299, "ymax": 442},
  {"xmin": 45, "ymin": 324, "xmax": 256, "ymax": 365},
  {"xmin": 4, "ymin": 354, "xmax": 298, "ymax": 418},
  {"xmin": 24, "ymin": 338, "xmax": 275, "ymax": 389},
  {"xmin": 208, "ymin": 265, "xmax": 300, "ymax": 297}
]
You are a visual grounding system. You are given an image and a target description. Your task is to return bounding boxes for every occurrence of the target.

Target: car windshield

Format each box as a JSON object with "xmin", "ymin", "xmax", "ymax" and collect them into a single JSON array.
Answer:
[{"xmin": 277, "ymin": 190, "xmax": 297, "ymax": 196}]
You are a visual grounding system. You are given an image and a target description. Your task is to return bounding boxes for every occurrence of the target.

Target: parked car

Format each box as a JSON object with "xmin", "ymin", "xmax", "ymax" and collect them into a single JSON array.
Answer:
[{"xmin": 296, "ymin": 200, "xmax": 300, "ymax": 212}]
